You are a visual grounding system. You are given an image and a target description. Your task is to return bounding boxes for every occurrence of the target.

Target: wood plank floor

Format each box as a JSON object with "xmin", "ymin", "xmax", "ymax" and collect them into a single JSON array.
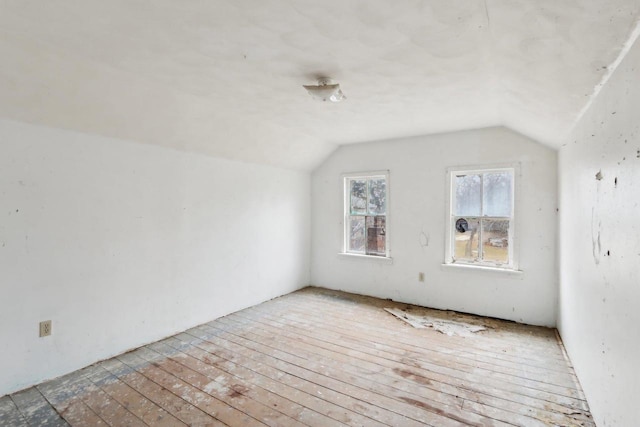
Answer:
[{"xmin": 0, "ymin": 287, "xmax": 593, "ymax": 426}]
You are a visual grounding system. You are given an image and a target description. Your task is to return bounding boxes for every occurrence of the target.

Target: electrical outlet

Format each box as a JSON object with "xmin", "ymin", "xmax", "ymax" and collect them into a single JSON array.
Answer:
[
  {"xmin": 39, "ymin": 320, "xmax": 52, "ymax": 337},
  {"xmin": 418, "ymin": 272, "xmax": 425, "ymax": 282}
]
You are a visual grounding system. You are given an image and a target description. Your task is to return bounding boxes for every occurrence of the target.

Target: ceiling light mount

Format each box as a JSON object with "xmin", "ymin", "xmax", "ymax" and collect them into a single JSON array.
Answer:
[{"xmin": 303, "ymin": 78, "xmax": 346, "ymax": 103}]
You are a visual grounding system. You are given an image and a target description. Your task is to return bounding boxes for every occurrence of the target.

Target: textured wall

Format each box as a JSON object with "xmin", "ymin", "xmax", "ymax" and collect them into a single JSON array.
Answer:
[
  {"xmin": 558, "ymin": 33, "xmax": 640, "ymax": 427},
  {"xmin": 0, "ymin": 119, "xmax": 311, "ymax": 396},
  {"xmin": 311, "ymin": 127, "xmax": 558, "ymax": 326}
]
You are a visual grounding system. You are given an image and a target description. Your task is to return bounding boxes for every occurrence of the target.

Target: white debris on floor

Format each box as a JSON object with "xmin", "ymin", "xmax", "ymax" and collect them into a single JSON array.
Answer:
[{"xmin": 384, "ymin": 307, "xmax": 487, "ymax": 337}]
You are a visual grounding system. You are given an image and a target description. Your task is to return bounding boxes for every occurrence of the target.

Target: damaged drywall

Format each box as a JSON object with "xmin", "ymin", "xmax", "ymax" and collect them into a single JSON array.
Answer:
[{"xmin": 558, "ymin": 25, "xmax": 640, "ymax": 427}]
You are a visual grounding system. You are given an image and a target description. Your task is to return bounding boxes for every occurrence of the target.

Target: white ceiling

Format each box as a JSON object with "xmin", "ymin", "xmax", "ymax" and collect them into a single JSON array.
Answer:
[{"xmin": 1, "ymin": 1, "xmax": 639, "ymax": 170}]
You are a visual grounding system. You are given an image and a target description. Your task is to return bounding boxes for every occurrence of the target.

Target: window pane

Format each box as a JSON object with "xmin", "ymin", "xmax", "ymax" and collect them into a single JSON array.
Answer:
[
  {"xmin": 483, "ymin": 172, "xmax": 512, "ymax": 217},
  {"xmin": 455, "ymin": 174, "xmax": 481, "ymax": 216},
  {"xmin": 368, "ymin": 178, "xmax": 386, "ymax": 215},
  {"xmin": 453, "ymin": 218, "xmax": 479, "ymax": 261},
  {"xmin": 366, "ymin": 216, "xmax": 386, "ymax": 256},
  {"xmin": 350, "ymin": 180, "xmax": 367, "ymax": 214},
  {"xmin": 482, "ymin": 219, "xmax": 509, "ymax": 264},
  {"xmin": 348, "ymin": 216, "xmax": 365, "ymax": 253}
]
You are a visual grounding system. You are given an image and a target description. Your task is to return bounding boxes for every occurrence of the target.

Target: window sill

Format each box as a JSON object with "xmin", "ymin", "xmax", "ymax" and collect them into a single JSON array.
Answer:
[
  {"xmin": 441, "ymin": 263, "xmax": 523, "ymax": 276},
  {"xmin": 338, "ymin": 253, "xmax": 393, "ymax": 264}
]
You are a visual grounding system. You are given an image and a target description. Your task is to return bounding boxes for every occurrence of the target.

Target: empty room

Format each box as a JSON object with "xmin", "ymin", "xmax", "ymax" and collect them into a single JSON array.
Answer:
[{"xmin": 1, "ymin": 1, "xmax": 639, "ymax": 426}]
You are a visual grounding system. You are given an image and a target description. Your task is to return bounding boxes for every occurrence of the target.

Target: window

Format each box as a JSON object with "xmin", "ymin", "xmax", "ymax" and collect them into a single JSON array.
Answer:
[
  {"xmin": 343, "ymin": 172, "xmax": 388, "ymax": 257},
  {"xmin": 447, "ymin": 167, "xmax": 515, "ymax": 269}
]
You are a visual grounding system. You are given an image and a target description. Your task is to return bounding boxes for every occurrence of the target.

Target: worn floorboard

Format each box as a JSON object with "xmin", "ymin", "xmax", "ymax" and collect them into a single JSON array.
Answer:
[
  {"xmin": 0, "ymin": 287, "xmax": 593, "ymax": 426},
  {"xmin": 0, "ymin": 395, "xmax": 29, "ymax": 427}
]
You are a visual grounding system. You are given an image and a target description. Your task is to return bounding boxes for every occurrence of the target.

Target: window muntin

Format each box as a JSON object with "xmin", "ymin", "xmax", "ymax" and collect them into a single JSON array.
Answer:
[
  {"xmin": 344, "ymin": 173, "xmax": 388, "ymax": 257},
  {"xmin": 449, "ymin": 168, "xmax": 514, "ymax": 268}
]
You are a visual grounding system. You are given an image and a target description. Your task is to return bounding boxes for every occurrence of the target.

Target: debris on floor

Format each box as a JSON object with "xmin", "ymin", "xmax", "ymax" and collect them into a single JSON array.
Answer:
[{"xmin": 384, "ymin": 307, "xmax": 487, "ymax": 337}]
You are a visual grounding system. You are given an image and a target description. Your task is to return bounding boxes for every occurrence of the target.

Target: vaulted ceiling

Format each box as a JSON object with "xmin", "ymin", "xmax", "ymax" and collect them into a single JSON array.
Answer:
[{"xmin": 1, "ymin": 1, "xmax": 639, "ymax": 170}]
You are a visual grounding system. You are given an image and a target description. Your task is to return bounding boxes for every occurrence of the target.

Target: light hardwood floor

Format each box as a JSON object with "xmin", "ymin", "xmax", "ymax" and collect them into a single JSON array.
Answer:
[{"xmin": 0, "ymin": 287, "xmax": 593, "ymax": 426}]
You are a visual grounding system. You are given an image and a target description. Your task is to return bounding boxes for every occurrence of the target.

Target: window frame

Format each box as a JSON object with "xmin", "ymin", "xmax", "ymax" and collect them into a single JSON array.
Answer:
[
  {"xmin": 342, "ymin": 170, "xmax": 390, "ymax": 259},
  {"xmin": 445, "ymin": 164, "xmax": 519, "ymax": 270}
]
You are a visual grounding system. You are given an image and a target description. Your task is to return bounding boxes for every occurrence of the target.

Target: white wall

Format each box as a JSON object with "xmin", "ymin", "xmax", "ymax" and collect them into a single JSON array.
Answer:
[
  {"xmin": 558, "ymin": 35, "xmax": 640, "ymax": 427},
  {"xmin": 311, "ymin": 127, "xmax": 557, "ymax": 326},
  {"xmin": 0, "ymin": 119, "xmax": 310, "ymax": 396}
]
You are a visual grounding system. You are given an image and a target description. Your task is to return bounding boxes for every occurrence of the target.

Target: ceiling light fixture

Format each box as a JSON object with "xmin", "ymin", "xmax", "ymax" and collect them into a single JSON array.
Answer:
[{"xmin": 303, "ymin": 78, "xmax": 346, "ymax": 102}]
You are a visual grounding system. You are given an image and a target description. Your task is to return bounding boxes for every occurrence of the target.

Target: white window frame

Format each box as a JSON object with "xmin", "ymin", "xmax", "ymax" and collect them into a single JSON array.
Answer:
[
  {"xmin": 445, "ymin": 164, "xmax": 519, "ymax": 270},
  {"xmin": 342, "ymin": 171, "xmax": 390, "ymax": 259}
]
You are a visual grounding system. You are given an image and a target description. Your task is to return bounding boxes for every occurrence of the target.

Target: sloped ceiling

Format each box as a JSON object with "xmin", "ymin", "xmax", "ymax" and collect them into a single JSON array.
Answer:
[{"xmin": 1, "ymin": 1, "xmax": 639, "ymax": 170}]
